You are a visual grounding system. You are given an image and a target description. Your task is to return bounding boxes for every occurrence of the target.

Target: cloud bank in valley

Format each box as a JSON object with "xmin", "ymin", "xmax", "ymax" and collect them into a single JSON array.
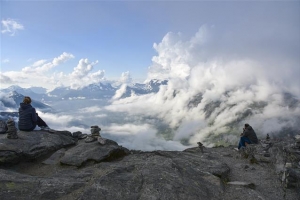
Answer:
[
  {"xmin": 106, "ymin": 25, "xmax": 300, "ymax": 147},
  {"xmin": 37, "ymin": 104, "xmax": 188, "ymax": 151}
]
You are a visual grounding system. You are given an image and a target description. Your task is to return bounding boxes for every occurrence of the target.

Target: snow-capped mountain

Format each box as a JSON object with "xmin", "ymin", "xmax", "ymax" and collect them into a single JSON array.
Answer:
[
  {"xmin": 0, "ymin": 91, "xmax": 53, "ymax": 112},
  {"xmin": 1, "ymin": 80, "xmax": 168, "ymax": 102},
  {"xmin": 1, "ymin": 85, "xmax": 47, "ymax": 101},
  {"xmin": 119, "ymin": 79, "xmax": 168, "ymax": 98},
  {"xmin": 47, "ymin": 82, "xmax": 117, "ymax": 100},
  {"xmin": 46, "ymin": 80, "xmax": 168, "ymax": 100}
]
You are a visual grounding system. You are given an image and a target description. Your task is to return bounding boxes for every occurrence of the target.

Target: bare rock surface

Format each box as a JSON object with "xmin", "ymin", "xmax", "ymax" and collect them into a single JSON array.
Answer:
[
  {"xmin": 60, "ymin": 138, "xmax": 129, "ymax": 167},
  {"xmin": 42, "ymin": 148, "xmax": 66, "ymax": 165},
  {"xmin": 0, "ymin": 132, "xmax": 299, "ymax": 200},
  {"xmin": 75, "ymin": 150, "xmax": 230, "ymax": 200},
  {"xmin": 0, "ymin": 130, "xmax": 76, "ymax": 164}
]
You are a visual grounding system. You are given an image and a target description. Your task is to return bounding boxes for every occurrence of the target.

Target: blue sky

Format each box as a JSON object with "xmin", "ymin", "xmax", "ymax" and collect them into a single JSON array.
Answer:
[{"xmin": 1, "ymin": 0, "xmax": 299, "ymax": 90}]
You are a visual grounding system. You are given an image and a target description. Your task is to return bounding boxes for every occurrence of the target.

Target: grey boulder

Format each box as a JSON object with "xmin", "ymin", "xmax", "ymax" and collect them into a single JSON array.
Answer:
[
  {"xmin": 60, "ymin": 138, "xmax": 129, "ymax": 167},
  {"xmin": 0, "ymin": 130, "xmax": 76, "ymax": 165}
]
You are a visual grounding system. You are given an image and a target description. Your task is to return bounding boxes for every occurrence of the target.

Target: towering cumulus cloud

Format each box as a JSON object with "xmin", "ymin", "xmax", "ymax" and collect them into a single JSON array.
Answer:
[{"xmin": 107, "ymin": 25, "xmax": 300, "ymax": 147}]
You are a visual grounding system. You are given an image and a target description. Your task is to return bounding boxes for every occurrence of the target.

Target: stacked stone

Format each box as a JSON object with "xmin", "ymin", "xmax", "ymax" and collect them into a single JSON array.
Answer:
[
  {"xmin": 91, "ymin": 126, "xmax": 101, "ymax": 137},
  {"xmin": 294, "ymin": 135, "xmax": 300, "ymax": 169},
  {"xmin": 85, "ymin": 125, "xmax": 101, "ymax": 143},
  {"xmin": 6, "ymin": 119, "xmax": 18, "ymax": 139},
  {"xmin": 281, "ymin": 134, "xmax": 300, "ymax": 189},
  {"xmin": 282, "ymin": 166, "xmax": 300, "ymax": 189},
  {"xmin": 295, "ymin": 135, "xmax": 300, "ymax": 149},
  {"xmin": 197, "ymin": 142, "xmax": 204, "ymax": 153}
]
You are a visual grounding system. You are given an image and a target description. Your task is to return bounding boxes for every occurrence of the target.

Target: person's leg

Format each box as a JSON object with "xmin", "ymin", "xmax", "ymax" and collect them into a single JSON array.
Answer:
[
  {"xmin": 36, "ymin": 115, "xmax": 48, "ymax": 127},
  {"xmin": 238, "ymin": 136, "xmax": 252, "ymax": 149}
]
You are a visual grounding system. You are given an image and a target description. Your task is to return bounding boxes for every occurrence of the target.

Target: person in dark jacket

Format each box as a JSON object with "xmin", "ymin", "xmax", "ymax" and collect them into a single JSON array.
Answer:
[
  {"xmin": 237, "ymin": 123, "xmax": 258, "ymax": 149},
  {"xmin": 18, "ymin": 96, "xmax": 50, "ymax": 131}
]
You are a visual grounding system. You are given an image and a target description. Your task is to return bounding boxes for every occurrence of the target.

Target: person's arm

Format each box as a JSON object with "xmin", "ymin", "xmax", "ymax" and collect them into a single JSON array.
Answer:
[
  {"xmin": 32, "ymin": 108, "xmax": 37, "ymax": 122},
  {"xmin": 240, "ymin": 128, "xmax": 245, "ymax": 136},
  {"xmin": 243, "ymin": 129, "xmax": 250, "ymax": 137}
]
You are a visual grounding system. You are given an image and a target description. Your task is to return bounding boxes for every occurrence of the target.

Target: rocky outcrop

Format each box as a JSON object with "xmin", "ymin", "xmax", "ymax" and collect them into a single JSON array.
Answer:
[
  {"xmin": 0, "ymin": 130, "xmax": 299, "ymax": 200},
  {"xmin": 60, "ymin": 139, "xmax": 129, "ymax": 167},
  {"xmin": 280, "ymin": 134, "xmax": 300, "ymax": 189},
  {"xmin": 0, "ymin": 168, "xmax": 87, "ymax": 200},
  {"xmin": 76, "ymin": 151, "xmax": 229, "ymax": 200},
  {"xmin": 0, "ymin": 130, "xmax": 76, "ymax": 164},
  {"xmin": 0, "ymin": 149, "xmax": 230, "ymax": 200}
]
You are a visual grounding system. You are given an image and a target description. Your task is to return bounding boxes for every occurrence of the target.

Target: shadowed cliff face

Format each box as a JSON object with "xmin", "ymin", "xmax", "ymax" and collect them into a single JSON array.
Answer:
[{"xmin": 0, "ymin": 130, "xmax": 299, "ymax": 200}]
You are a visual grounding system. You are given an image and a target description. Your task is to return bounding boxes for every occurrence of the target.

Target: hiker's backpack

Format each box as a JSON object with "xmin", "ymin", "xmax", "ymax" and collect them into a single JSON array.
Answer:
[{"xmin": 0, "ymin": 120, "xmax": 8, "ymax": 134}]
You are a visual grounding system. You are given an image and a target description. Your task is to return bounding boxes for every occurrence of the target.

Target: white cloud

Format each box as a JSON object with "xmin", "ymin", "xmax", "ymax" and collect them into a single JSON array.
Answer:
[
  {"xmin": 105, "ymin": 123, "xmax": 152, "ymax": 136},
  {"xmin": 112, "ymin": 84, "xmax": 127, "ymax": 100},
  {"xmin": 107, "ymin": 25, "xmax": 300, "ymax": 147},
  {"xmin": 2, "ymin": 59, "xmax": 9, "ymax": 63},
  {"xmin": 22, "ymin": 52, "xmax": 74, "ymax": 74},
  {"xmin": 95, "ymin": 114, "xmax": 107, "ymax": 118},
  {"xmin": 71, "ymin": 58, "xmax": 97, "ymax": 78},
  {"xmin": 1, "ymin": 53, "xmax": 107, "ymax": 90},
  {"xmin": 32, "ymin": 59, "xmax": 47, "ymax": 67},
  {"xmin": 120, "ymin": 71, "xmax": 132, "ymax": 84},
  {"xmin": 0, "ymin": 92, "xmax": 17, "ymax": 109},
  {"xmin": 1, "ymin": 19, "xmax": 24, "ymax": 36},
  {"xmin": 79, "ymin": 106, "xmax": 102, "ymax": 113},
  {"xmin": 105, "ymin": 123, "xmax": 189, "ymax": 151},
  {"xmin": 53, "ymin": 52, "xmax": 74, "ymax": 65},
  {"xmin": 0, "ymin": 73, "xmax": 14, "ymax": 84},
  {"xmin": 68, "ymin": 58, "xmax": 105, "ymax": 89},
  {"xmin": 0, "ymin": 53, "xmax": 79, "ymax": 89},
  {"xmin": 36, "ymin": 112, "xmax": 79, "ymax": 131}
]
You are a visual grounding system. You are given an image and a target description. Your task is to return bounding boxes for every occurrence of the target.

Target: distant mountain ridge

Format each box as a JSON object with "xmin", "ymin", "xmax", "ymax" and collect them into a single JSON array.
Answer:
[
  {"xmin": 48, "ymin": 82, "xmax": 116, "ymax": 100},
  {"xmin": 119, "ymin": 79, "xmax": 168, "ymax": 98},
  {"xmin": 0, "ymin": 79, "xmax": 168, "ymax": 101},
  {"xmin": 0, "ymin": 91, "xmax": 53, "ymax": 112},
  {"xmin": 1, "ymin": 85, "xmax": 47, "ymax": 100}
]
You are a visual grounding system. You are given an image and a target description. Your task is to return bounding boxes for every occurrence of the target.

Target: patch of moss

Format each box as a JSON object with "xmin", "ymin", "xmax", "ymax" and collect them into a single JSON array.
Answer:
[
  {"xmin": 249, "ymin": 157, "xmax": 258, "ymax": 164},
  {"xmin": 5, "ymin": 182, "xmax": 16, "ymax": 189}
]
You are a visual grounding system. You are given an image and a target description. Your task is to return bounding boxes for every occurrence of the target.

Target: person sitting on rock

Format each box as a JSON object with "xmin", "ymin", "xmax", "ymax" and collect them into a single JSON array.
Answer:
[
  {"xmin": 18, "ymin": 96, "xmax": 50, "ymax": 131},
  {"xmin": 237, "ymin": 123, "xmax": 258, "ymax": 150}
]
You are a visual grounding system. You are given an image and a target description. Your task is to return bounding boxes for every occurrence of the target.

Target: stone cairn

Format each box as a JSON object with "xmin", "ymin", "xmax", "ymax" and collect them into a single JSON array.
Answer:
[
  {"xmin": 281, "ymin": 134, "xmax": 300, "ymax": 189},
  {"xmin": 197, "ymin": 142, "xmax": 204, "ymax": 153},
  {"xmin": 6, "ymin": 119, "xmax": 18, "ymax": 139},
  {"xmin": 85, "ymin": 125, "xmax": 101, "ymax": 143}
]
